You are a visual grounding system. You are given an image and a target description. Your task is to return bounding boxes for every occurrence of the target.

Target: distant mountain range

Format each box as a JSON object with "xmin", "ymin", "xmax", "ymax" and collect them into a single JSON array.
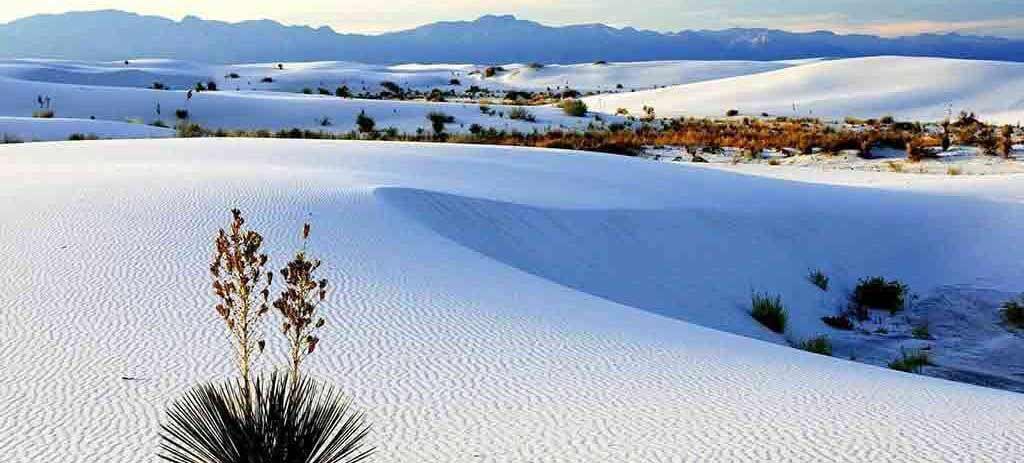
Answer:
[{"xmin": 2, "ymin": 10, "xmax": 1024, "ymax": 64}]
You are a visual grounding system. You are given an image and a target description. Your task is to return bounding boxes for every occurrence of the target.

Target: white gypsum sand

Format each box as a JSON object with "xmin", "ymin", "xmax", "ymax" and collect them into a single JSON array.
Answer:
[
  {"xmin": 1, "ymin": 138, "xmax": 1023, "ymax": 462},
  {"xmin": 585, "ymin": 56, "xmax": 1024, "ymax": 124}
]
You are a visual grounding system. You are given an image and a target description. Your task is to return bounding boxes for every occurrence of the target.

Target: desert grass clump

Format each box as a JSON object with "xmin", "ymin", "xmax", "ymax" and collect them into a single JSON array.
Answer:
[
  {"xmin": 274, "ymin": 224, "xmax": 329, "ymax": 383},
  {"xmin": 852, "ymin": 276, "xmax": 908, "ymax": 314},
  {"xmin": 888, "ymin": 349, "xmax": 931, "ymax": 373},
  {"xmin": 560, "ymin": 99, "xmax": 588, "ymax": 117},
  {"xmin": 807, "ymin": 269, "xmax": 829, "ymax": 291},
  {"xmin": 797, "ymin": 335, "xmax": 832, "ymax": 356},
  {"xmin": 751, "ymin": 292, "xmax": 787, "ymax": 333},
  {"xmin": 1001, "ymin": 296, "xmax": 1024, "ymax": 328},
  {"xmin": 508, "ymin": 107, "xmax": 536, "ymax": 122},
  {"xmin": 912, "ymin": 323, "xmax": 932, "ymax": 340},
  {"xmin": 159, "ymin": 371, "xmax": 373, "ymax": 463},
  {"xmin": 211, "ymin": 209, "xmax": 273, "ymax": 392},
  {"xmin": 821, "ymin": 315, "xmax": 854, "ymax": 330}
]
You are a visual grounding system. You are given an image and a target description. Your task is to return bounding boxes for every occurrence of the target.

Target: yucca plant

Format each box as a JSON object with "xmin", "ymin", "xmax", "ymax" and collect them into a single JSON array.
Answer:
[
  {"xmin": 159, "ymin": 371, "xmax": 374, "ymax": 463},
  {"xmin": 211, "ymin": 209, "xmax": 273, "ymax": 393},
  {"xmin": 275, "ymin": 223, "xmax": 329, "ymax": 384}
]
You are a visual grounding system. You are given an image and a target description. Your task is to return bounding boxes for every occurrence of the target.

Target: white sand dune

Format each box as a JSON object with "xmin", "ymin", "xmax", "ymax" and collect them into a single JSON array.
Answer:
[
  {"xmin": 585, "ymin": 56, "xmax": 1024, "ymax": 124},
  {"xmin": 0, "ymin": 76, "xmax": 598, "ymax": 135},
  {"xmin": 487, "ymin": 60, "xmax": 800, "ymax": 92},
  {"xmin": 2, "ymin": 138, "xmax": 1023, "ymax": 462},
  {"xmin": 0, "ymin": 58, "xmax": 803, "ymax": 94},
  {"xmin": 0, "ymin": 116, "xmax": 174, "ymax": 141}
]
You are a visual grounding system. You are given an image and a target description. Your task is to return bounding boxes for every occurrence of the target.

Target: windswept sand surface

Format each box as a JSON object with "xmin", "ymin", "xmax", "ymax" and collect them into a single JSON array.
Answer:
[{"xmin": 2, "ymin": 139, "xmax": 1024, "ymax": 462}]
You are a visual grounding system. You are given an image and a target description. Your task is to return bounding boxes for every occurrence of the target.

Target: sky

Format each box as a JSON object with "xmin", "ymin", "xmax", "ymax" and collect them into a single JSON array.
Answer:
[{"xmin": 3, "ymin": 0, "xmax": 1024, "ymax": 38}]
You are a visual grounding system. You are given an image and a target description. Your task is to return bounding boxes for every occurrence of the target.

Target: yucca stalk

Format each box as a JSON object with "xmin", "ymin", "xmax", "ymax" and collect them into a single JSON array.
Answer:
[
  {"xmin": 275, "ymin": 223, "xmax": 328, "ymax": 384},
  {"xmin": 159, "ymin": 371, "xmax": 374, "ymax": 463},
  {"xmin": 211, "ymin": 209, "xmax": 272, "ymax": 393}
]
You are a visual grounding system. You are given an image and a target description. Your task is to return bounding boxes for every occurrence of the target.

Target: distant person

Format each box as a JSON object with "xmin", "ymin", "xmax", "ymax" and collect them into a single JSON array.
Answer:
[
  {"xmin": 186, "ymin": 89, "xmax": 193, "ymax": 101},
  {"xmin": 156, "ymin": 103, "xmax": 161, "ymax": 116}
]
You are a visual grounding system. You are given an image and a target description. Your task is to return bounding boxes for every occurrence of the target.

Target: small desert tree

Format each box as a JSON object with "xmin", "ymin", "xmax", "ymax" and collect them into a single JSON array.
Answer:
[
  {"xmin": 211, "ymin": 209, "xmax": 272, "ymax": 393},
  {"xmin": 274, "ymin": 223, "xmax": 329, "ymax": 383}
]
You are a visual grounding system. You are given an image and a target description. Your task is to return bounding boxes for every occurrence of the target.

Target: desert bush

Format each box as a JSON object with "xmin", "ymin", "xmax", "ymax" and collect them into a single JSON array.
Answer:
[
  {"xmin": 260, "ymin": 77, "xmax": 274, "ymax": 83},
  {"xmin": 356, "ymin": 111, "xmax": 376, "ymax": 133},
  {"xmin": 880, "ymin": 115, "xmax": 895, "ymax": 125},
  {"xmin": 483, "ymin": 66, "xmax": 504, "ymax": 78},
  {"xmin": 302, "ymin": 88, "xmax": 313, "ymax": 95},
  {"xmin": 852, "ymin": 276, "xmax": 908, "ymax": 314},
  {"xmin": 317, "ymin": 116, "xmax": 332, "ymax": 127},
  {"xmin": 807, "ymin": 269, "xmax": 829, "ymax": 291},
  {"xmin": 317, "ymin": 87, "xmax": 331, "ymax": 96},
  {"xmin": 175, "ymin": 109, "xmax": 190, "ymax": 120},
  {"xmin": 67, "ymin": 133, "xmax": 99, "ymax": 141},
  {"xmin": 888, "ymin": 349, "xmax": 931, "ymax": 373},
  {"xmin": 527, "ymin": 62, "xmax": 545, "ymax": 69},
  {"xmin": 159, "ymin": 371, "xmax": 373, "ymax": 463},
  {"xmin": 797, "ymin": 336, "xmax": 832, "ymax": 356},
  {"xmin": 380, "ymin": 81, "xmax": 403, "ymax": 98},
  {"xmin": 449, "ymin": 78, "xmax": 461, "ymax": 86},
  {"xmin": 998, "ymin": 125, "xmax": 1014, "ymax": 158},
  {"xmin": 176, "ymin": 122, "xmax": 207, "ymax": 138},
  {"xmin": 508, "ymin": 107, "xmax": 536, "ymax": 122},
  {"xmin": 226, "ymin": 72, "xmax": 240, "ymax": 79},
  {"xmin": 560, "ymin": 99, "xmax": 588, "ymax": 117},
  {"xmin": 751, "ymin": 292, "xmax": 787, "ymax": 333},
  {"xmin": 1001, "ymin": 297, "xmax": 1024, "ymax": 328},
  {"xmin": 426, "ymin": 112, "xmax": 454, "ymax": 136},
  {"xmin": 32, "ymin": 109, "xmax": 55, "ymax": 118},
  {"xmin": 152, "ymin": 82, "xmax": 168, "ymax": 90},
  {"xmin": 469, "ymin": 123, "xmax": 484, "ymax": 135},
  {"xmin": 822, "ymin": 315, "xmax": 854, "ymax": 330},
  {"xmin": 947, "ymin": 166, "xmax": 962, "ymax": 176},
  {"xmin": 211, "ymin": 209, "xmax": 273, "ymax": 391},
  {"xmin": 206, "ymin": 81, "xmax": 218, "ymax": 91},
  {"xmin": 336, "ymin": 86, "xmax": 352, "ymax": 98},
  {"xmin": 726, "ymin": 109, "xmax": 740, "ymax": 117}
]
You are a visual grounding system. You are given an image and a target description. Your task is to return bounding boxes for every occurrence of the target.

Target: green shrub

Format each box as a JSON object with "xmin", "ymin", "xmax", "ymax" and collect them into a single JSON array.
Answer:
[
  {"xmin": 426, "ymin": 111, "xmax": 454, "ymax": 135},
  {"xmin": 1001, "ymin": 297, "xmax": 1024, "ymax": 328},
  {"xmin": 797, "ymin": 335, "xmax": 832, "ymax": 356},
  {"xmin": 356, "ymin": 110, "xmax": 375, "ymax": 133},
  {"xmin": 852, "ymin": 276, "xmax": 908, "ymax": 314},
  {"xmin": 888, "ymin": 349, "xmax": 931, "ymax": 373},
  {"xmin": 807, "ymin": 269, "xmax": 829, "ymax": 291},
  {"xmin": 560, "ymin": 99, "xmax": 588, "ymax": 117},
  {"xmin": 751, "ymin": 292, "xmax": 787, "ymax": 333},
  {"xmin": 159, "ymin": 372, "xmax": 374, "ymax": 463},
  {"xmin": 175, "ymin": 109, "xmax": 189, "ymax": 120}
]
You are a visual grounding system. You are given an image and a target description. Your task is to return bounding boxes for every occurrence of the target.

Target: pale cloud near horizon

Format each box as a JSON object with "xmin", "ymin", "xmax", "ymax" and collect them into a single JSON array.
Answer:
[{"xmin": 2, "ymin": 0, "xmax": 1023, "ymax": 38}]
